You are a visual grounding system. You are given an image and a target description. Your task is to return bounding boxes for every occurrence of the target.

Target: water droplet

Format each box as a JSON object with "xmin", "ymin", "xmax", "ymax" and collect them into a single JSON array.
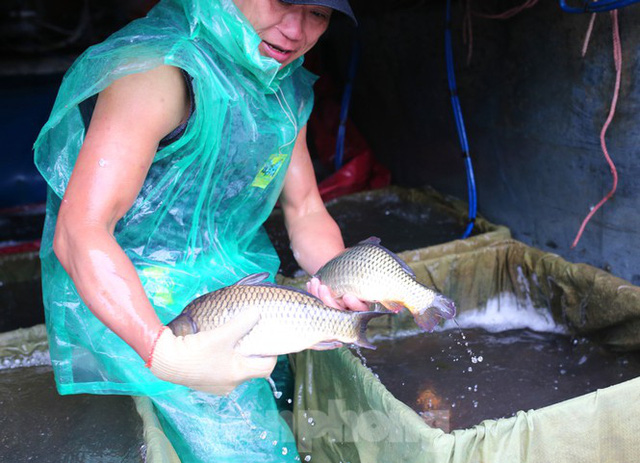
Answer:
[
  {"xmin": 272, "ymin": 440, "xmax": 278, "ymax": 446},
  {"xmin": 304, "ymin": 456, "xmax": 312, "ymax": 462},
  {"xmin": 282, "ymin": 447, "xmax": 288, "ymax": 455},
  {"xmin": 260, "ymin": 431, "xmax": 267, "ymax": 440},
  {"xmin": 267, "ymin": 376, "xmax": 282, "ymax": 399}
]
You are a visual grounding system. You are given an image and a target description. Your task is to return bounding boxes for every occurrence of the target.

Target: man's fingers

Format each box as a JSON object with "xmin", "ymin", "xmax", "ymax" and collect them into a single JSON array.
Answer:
[
  {"xmin": 342, "ymin": 293, "xmax": 369, "ymax": 312},
  {"xmin": 215, "ymin": 307, "xmax": 261, "ymax": 344},
  {"xmin": 306, "ymin": 277, "xmax": 320, "ymax": 296},
  {"xmin": 318, "ymin": 284, "xmax": 345, "ymax": 309}
]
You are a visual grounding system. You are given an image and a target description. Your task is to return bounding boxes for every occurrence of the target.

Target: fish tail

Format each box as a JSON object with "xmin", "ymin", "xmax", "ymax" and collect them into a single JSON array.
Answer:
[
  {"xmin": 354, "ymin": 311, "xmax": 388, "ymax": 350},
  {"xmin": 412, "ymin": 309, "xmax": 442, "ymax": 332}
]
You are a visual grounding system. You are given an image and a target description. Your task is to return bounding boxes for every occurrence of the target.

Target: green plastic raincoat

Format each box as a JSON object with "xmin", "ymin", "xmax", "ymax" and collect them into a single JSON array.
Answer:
[{"xmin": 34, "ymin": 0, "xmax": 315, "ymax": 460}]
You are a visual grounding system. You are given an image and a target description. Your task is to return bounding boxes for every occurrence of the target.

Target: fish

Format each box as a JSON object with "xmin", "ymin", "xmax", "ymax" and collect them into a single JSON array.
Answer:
[
  {"xmin": 167, "ymin": 272, "xmax": 387, "ymax": 357},
  {"xmin": 314, "ymin": 237, "xmax": 457, "ymax": 332}
]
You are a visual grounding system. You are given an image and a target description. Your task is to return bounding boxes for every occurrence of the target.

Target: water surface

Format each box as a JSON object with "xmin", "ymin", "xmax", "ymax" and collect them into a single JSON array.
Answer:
[{"xmin": 364, "ymin": 328, "xmax": 640, "ymax": 431}]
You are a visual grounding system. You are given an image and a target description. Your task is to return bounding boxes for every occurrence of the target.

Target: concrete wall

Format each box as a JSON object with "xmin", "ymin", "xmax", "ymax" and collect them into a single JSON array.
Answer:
[{"xmin": 319, "ymin": 1, "xmax": 640, "ymax": 284}]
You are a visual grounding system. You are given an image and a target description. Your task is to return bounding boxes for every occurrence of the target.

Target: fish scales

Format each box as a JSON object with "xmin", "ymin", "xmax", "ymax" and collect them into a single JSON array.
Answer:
[
  {"xmin": 168, "ymin": 276, "xmax": 384, "ymax": 356},
  {"xmin": 315, "ymin": 238, "xmax": 457, "ymax": 332},
  {"xmin": 318, "ymin": 243, "xmax": 431, "ymax": 309}
]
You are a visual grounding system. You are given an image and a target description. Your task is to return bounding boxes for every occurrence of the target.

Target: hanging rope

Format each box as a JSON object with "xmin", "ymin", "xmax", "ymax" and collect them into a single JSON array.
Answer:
[
  {"xmin": 581, "ymin": 13, "xmax": 598, "ymax": 57},
  {"xmin": 474, "ymin": 0, "xmax": 539, "ymax": 19},
  {"xmin": 571, "ymin": 10, "xmax": 621, "ymax": 248},
  {"xmin": 463, "ymin": 0, "xmax": 540, "ymax": 65}
]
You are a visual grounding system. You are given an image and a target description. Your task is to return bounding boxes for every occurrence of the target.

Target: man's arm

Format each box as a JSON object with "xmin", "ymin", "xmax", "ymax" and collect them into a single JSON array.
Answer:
[
  {"xmin": 280, "ymin": 125, "xmax": 367, "ymax": 311},
  {"xmin": 53, "ymin": 65, "xmax": 275, "ymax": 393},
  {"xmin": 279, "ymin": 125, "xmax": 345, "ymax": 276},
  {"xmin": 54, "ymin": 65, "xmax": 187, "ymax": 360}
]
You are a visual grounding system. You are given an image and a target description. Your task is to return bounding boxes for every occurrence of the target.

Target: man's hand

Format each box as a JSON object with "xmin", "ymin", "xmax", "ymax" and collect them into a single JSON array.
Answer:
[
  {"xmin": 148, "ymin": 308, "xmax": 277, "ymax": 395},
  {"xmin": 306, "ymin": 277, "xmax": 369, "ymax": 312}
]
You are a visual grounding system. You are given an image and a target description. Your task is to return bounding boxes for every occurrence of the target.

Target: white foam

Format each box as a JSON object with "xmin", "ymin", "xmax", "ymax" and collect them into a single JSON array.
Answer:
[
  {"xmin": 0, "ymin": 350, "xmax": 52, "ymax": 370},
  {"xmin": 439, "ymin": 291, "xmax": 568, "ymax": 334}
]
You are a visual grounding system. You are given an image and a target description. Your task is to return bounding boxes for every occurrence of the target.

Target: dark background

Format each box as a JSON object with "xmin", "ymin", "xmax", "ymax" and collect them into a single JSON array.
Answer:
[{"xmin": 1, "ymin": 0, "xmax": 639, "ymax": 284}]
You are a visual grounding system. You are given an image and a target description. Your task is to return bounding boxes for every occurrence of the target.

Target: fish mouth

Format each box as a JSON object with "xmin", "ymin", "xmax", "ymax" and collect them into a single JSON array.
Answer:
[
  {"xmin": 412, "ymin": 296, "xmax": 456, "ymax": 332},
  {"xmin": 167, "ymin": 312, "xmax": 199, "ymax": 336},
  {"xmin": 431, "ymin": 295, "xmax": 457, "ymax": 319}
]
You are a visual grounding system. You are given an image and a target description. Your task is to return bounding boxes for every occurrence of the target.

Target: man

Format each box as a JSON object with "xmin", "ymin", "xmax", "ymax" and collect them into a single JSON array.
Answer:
[{"xmin": 35, "ymin": 0, "xmax": 360, "ymax": 461}]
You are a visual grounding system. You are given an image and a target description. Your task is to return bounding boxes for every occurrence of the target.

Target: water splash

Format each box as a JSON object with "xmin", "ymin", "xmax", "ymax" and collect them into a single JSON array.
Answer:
[
  {"xmin": 453, "ymin": 319, "xmax": 483, "ymax": 367},
  {"xmin": 352, "ymin": 345, "xmax": 368, "ymax": 368},
  {"xmin": 228, "ymin": 396, "xmax": 256, "ymax": 430},
  {"xmin": 266, "ymin": 376, "xmax": 283, "ymax": 399}
]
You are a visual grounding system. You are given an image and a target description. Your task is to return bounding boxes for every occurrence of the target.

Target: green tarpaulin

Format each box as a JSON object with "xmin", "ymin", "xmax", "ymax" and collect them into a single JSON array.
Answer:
[{"xmin": 287, "ymin": 239, "xmax": 640, "ymax": 463}]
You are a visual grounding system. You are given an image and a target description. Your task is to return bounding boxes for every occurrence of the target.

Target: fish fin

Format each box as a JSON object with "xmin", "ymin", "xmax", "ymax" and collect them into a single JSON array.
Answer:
[
  {"xmin": 235, "ymin": 272, "xmax": 271, "ymax": 286},
  {"xmin": 413, "ymin": 309, "xmax": 443, "ymax": 332},
  {"xmin": 385, "ymin": 248, "xmax": 416, "ymax": 277},
  {"xmin": 369, "ymin": 302, "xmax": 389, "ymax": 312},
  {"xmin": 379, "ymin": 300, "xmax": 406, "ymax": 313},
  {"xmin": 355, "ymin": 311, "xmax": 390, "ymax": 350},
  {"xmin": 358, "ymin": 237, "xmax": 416, "ymax": 278},
  {"xmin": 357, "ymin": 236, "xmax": 382, "ymax": 246},
  {"xmin": 310, "ymin": 340, "xmax": 344, "ymax": 351}
]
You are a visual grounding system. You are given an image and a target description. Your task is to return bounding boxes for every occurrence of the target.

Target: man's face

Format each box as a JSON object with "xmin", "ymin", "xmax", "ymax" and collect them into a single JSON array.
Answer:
[{"xmin": 234, "ymin": 0, "xmax": 332, "ymax": 67}]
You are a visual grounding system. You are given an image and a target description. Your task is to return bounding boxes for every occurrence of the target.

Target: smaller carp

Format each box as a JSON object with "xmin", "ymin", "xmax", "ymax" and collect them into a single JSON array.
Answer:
[
  {"xmin": 315, "ymin": 237, "xmax": 456, "ymax": 331},
  {"xmin": 167, "ymin": 273, "xmax": 387, "ymax": 356}
]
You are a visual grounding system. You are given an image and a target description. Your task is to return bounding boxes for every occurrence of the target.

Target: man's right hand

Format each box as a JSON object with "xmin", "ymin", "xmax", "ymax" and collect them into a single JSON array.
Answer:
[{"xmin": 147, "ymin": 308, "xmax": 276, "ymax": 395}]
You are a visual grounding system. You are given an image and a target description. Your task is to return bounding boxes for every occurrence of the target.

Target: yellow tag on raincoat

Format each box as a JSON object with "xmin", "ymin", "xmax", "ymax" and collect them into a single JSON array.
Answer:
[{"xmin": 252, "ymin": 153, "xmax": 288, "ymax": 189}]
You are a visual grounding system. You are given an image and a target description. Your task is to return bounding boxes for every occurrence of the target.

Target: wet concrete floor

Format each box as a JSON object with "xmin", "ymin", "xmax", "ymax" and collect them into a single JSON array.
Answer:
[
  {"xmin": 363, "ymin": 328, "xmax": 640, "ymax": 432},
  {"xmin": 0, "ymin": 361, "xmax": 144, "ymax": 462}
]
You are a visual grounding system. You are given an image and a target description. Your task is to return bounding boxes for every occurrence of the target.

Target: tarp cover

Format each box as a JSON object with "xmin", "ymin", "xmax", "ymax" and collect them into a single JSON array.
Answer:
[{"xmin": 287, "ymin": 239, "xmax": 640, "ymax": 463}]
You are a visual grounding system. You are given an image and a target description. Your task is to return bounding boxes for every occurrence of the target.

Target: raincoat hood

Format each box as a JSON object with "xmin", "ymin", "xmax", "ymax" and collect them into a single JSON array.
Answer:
[{"xmin": 180, "ymin": 0, "xmax": 303, "ymax": 91}]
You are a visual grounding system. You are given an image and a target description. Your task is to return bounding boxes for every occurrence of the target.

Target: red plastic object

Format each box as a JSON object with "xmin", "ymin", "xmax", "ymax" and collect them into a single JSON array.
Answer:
[
  {"xmin": 318, "ymin": 151, "xmax": 391, "ymax": 203},
  {"xmin": 308, "ymin": 78, "xmax": 391, "ymax": 203},
  {"xmin": 0, "ymin": 240, "xmax": 41, "ymax": 255}
]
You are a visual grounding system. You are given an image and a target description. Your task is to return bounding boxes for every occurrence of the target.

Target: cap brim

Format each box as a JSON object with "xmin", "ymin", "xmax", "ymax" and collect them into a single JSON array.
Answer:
[{"xmin": 282, "ymin": 0, "xmax": 358, "ymax": 26}]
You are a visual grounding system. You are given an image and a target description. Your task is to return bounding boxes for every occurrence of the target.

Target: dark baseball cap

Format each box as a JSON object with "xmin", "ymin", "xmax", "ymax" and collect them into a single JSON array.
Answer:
[{"xmin": 282, "ymin": 0, "xmax": 357, "ymax": 25}]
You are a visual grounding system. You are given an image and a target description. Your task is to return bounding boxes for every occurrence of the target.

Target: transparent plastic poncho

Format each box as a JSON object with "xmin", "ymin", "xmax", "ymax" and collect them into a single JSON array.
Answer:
[
  {"xmin": 35, "ymin": 0, "xmax": 316, "ymax": 458},
  {"xmin": 35, "ymin": 0, "xmax": 314, "ymax": 395}
]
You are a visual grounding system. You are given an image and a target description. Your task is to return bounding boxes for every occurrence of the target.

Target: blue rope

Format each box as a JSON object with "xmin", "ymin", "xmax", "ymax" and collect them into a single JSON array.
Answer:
[
  {"xmin": 335, "ymin": 38, "xmax": 360, "ymax": 171},
  {"xmin": 559, "ymin": 0, "xmax": 640, "ymax": 13},
  {"xmin": 446, "ymin": 0, "xmax": 477, "ymax": 238}
]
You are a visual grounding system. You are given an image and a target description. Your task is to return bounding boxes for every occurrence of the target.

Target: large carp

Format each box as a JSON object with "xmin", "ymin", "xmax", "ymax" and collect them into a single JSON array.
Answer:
[
  {"xmin": 167, "ymin": 273, "xmax": 385, "ymax": 356},
  {"xmin": 315, "ymin": 237, "xmax": 456, "ymax": 331}
]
